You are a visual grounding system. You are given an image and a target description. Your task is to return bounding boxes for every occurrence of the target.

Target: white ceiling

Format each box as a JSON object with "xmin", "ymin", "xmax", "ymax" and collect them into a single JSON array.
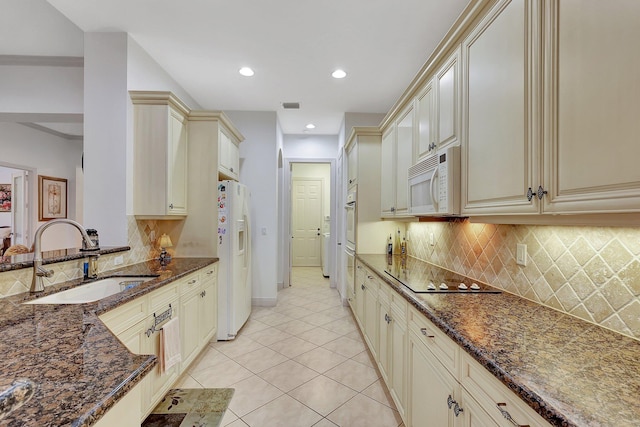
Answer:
[{"xmin": 43, "ymin": 0, "xmax": 469, "ymax": 135}]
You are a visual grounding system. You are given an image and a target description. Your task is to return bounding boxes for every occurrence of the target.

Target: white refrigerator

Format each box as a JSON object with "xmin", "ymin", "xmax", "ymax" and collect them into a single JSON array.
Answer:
[{"xmin": 217, "ymin": 180, "xmax": 252, "ymax": 340}]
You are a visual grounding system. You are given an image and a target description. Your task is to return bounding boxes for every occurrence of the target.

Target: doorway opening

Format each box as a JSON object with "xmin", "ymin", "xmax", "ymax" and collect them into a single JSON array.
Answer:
[
  {"xmin": 284, "ymin": 160, "xmax": 335, "ymax": 289},
  {"xmin": 0, "ymin": 163, "xmax": 34, "ymax": 255}
]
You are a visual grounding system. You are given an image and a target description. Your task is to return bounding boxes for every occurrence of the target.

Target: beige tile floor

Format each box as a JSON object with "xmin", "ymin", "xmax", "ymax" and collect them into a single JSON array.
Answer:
[{"xmin": 174, "ymin": 267, "xmax": 404, "ymax": 427}]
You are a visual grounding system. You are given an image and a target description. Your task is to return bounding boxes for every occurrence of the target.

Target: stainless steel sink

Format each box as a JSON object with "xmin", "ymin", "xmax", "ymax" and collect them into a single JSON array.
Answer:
[{"xmin": 23, "ymin": 276, "xmax": 156, "ymax": 304}]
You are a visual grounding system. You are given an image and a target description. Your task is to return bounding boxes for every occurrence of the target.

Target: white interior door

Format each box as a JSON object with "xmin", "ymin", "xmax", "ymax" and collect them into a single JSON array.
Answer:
[
  {"xmin": 291, "ymin": 178, "xmax": 323, "ymax": 267},
  {"xmin": 11, "ymin": 171, "xmax": 28, "ymax": 246}
]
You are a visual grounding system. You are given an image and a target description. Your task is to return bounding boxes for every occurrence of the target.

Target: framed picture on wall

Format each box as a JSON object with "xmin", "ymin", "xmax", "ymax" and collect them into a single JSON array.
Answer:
[
  {"xmin": 38, "ymin": 175, "xmax": 67, "ymax": 221},
  {"xmin": 0, "ymin": 184, "xmax": 10, "ymax": 212}
]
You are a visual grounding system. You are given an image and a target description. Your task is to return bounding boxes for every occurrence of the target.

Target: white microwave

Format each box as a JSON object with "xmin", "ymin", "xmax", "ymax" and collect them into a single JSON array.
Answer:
[{"xmin": 408, "ymin": 145, "xmax": 460, "ymax": 216}]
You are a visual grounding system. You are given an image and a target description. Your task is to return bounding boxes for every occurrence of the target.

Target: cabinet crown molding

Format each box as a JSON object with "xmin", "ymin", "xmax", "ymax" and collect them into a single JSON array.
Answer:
[{"xmin": 129, "ymin": 91, "xmax": 191, "ymax": 116}]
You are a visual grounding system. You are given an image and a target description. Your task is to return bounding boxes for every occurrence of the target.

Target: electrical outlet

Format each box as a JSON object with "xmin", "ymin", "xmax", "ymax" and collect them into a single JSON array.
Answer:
[
  {"xmin": 113, "ymin": 255, "xmax": 124, "ymax": 265},
  {"xmin": 516, "ymin": 243, "xmax": 527, "ymax": 266},
  {"xmin": 429, "ymin": 232, "xmax": 435, "ymax": 246}
]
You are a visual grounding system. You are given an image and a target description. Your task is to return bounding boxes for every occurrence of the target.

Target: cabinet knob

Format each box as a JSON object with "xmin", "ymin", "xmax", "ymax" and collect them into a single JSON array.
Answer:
[
  {"xmin": 361, "ymin": 284, "xmax": 365, "ymax": 290},
  {"xmin": 526, "ymin": 187, "xmax": 534, "ymax": 201},
  {"xmin": 169, "ymin": 203, "xmax": 174, "ymax": 209},
  {"xmin": 188, "ymin": 279, "xmax": 197, "ymax": 284},
  {"xmin": 230, "ymin": 167, "xmax": 234, "ymax": 172},
  {"xmin": 537, "ymin": 185, "xmax": 548, "ymax": 200}
]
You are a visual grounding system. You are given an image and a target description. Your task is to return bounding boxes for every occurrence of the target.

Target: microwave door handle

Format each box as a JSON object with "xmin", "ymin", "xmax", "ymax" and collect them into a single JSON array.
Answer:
[{"xmin": 430, "ymin": 167, "xmax": 439, "ymax": 211}]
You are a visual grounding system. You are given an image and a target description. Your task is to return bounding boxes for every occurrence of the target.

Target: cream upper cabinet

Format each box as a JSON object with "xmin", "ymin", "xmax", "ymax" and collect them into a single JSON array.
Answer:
[
  {"xmin": 346, "ymin": 138, "xmax": 358, "ymax": 187},
  {"xmin": 219, "ymin": 127, "xmax": 241, "ymax": 181},
  {"xmin": 380, "ymin": 126, "xmax": 396, "ymax": 216},
  {"xmin": 131, "ymin": 91, "xmax": 189, "ymax": 218},
  {"xmin": 415, "ymin": 48, "xmax": 460, "ymax": 163},
  {"xmin": 395, "ymin": 106, "xmax": 413, "ymax": 216},
  {"xmin": 416, "ymin": 82, "xmax": 435, "ymax": 161},
  {"xmin": 381, "ymin": 105, "xmax": 413, "ymax": 218},
  {"xmin": 542, "ymin": 0, "xmax": 640, "ymax": 214},
  {"xmin": 461, "ymin": 0, "xmax": 539, "ymax": 216},
  {"xmin": 436, "ymin": 47, "xmax": 461, "ymax": 151}
]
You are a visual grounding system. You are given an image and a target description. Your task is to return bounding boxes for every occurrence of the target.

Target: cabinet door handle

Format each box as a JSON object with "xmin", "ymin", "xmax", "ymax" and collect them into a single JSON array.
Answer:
[
  {"xmin": 207, "ymin": 270, "xmax": 215, "ymax": 275},
  {"xmin": 420, "ymin": 328, "xmax": 435, "ymax": 338},
  {"xmin": 230, "ymin": 167, "xmax": 234, "ymax": 172},
  {"xmin": 169, "ymin": 203, "xmax": 174, "ymax": 209},
  {"xmin": 447, "ymin": 395, "xmax": 455, "ymax": 409},
  {"xmin": 454, "ymin": 402, "xmax": 464, "ymax": 417},
  {"xmin": 536, "ymin": 185, "xmax": 548, "ymax": 200},
  {"xmin": 361, "ymin": 284, "xmax": 365, "ymax": 290},
  {"xmin": 496, "ymin": 403, "xmax": 529, "ymax": 426},
  {"xmin": 526, "ymin": 187, "xmax": 534, "ymax": 201}
]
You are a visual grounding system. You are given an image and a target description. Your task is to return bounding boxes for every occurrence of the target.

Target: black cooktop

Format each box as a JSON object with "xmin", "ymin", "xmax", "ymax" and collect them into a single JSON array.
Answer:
[{"xmin": 383, "ymin": 259, "xmax": 501, "ymax": 294}]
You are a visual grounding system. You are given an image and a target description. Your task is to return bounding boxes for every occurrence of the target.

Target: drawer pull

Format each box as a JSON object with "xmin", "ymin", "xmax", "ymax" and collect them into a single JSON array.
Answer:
[
  {"xmin": 496, "ymin": 403, "xmax": 529, "ymax": 427},
  {"xmin": 188, "ymin": 279, "xmax": 197, "ymax": 284},
  {"xmin": 367, "ymin": 275, "xmax": 373, "ymax": 280},
  {"xmin": 207, "ymin": 270, "xmax": 215, "ymax": 275},
  {"xmin": 420, "ymin": 328, "xmax": 435, "ymax": 338},
  {"xmin": 361, "ymin": 284, "xmax": 365, "ymax": 290}
]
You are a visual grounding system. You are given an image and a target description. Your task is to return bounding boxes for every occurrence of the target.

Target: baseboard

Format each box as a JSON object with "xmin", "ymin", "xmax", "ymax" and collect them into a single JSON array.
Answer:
[
  {"xmin": 252, "ymin": 297, "xmax": 277, "ymax": 307},
  {"xmin": 277, "ymin": 281, "xmax": 284, "ymax": 291}
]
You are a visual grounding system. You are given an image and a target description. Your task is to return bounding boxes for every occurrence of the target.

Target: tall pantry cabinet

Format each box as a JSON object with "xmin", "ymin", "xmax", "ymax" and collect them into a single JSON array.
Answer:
[{"xmin": 175, "ymin": 110, "xmax": 244, "ymax": 257}]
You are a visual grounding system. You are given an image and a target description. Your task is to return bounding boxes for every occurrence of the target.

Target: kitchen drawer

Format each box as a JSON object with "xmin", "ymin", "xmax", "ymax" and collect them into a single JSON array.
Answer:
[
  {"xmin": 377, "ymin": 278, "xmax": 391, "ymax": 304},
  {"xmin": 149, "ymin": 282, "xmax": 179, "ymax": 313},
  {"xmin": 179, "ymin": 271, "xmax": 200, "ymax": 296},
  {"xmin": 409, "ymin": 305, "xmax": 458, "ymax": 376},
  {"xmin": 99, "ymin": 295, "xmax": 148, "ymax": 335},
  {"xmin": 200, "ymin": 264, "xmax": 217, "ymax": 283},
  {"xmin": 390, "ymin": 290, "xmax": 407, "ymax": 322},
  {"xmin": 460, "ymin": 351, "xmax": 552, "ymax": 427}
]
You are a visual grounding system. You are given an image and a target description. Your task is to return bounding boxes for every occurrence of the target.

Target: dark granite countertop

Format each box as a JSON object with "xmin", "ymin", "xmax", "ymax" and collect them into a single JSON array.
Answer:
[
  {"xmin": 357, "ymin": 254, "xmax": 640, "ymax": 427},
  {"xmin": 0, "ymin": 246, "xmax": 131, "ymax": 273},
  {"xmin": 0, "ymin": 257, "xmax": 218, "ymax": 427}
]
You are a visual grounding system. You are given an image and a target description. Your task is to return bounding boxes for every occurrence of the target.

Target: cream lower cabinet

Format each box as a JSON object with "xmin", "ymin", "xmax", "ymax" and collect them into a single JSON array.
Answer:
[
  {"xmin": 407, "ymin": 304, "xmax": 462, "ymax": 427},
  {"xmin": 179, "ymin": 265, "xmax": 218, "ymax": 370},
  {"xmin": 99, "ymin": 264, "xmax": 218, "ymax": 422},
  {"xmin": 362, "ymin": 272, "xmax": 379, "ymax": 360},
  {"xmin": 351, "ymin": 266, "xmax": 552, "ymax": 427},
  {"xmin": 377, "ymin": 281, "xmax": 407, "ymax": 420}
]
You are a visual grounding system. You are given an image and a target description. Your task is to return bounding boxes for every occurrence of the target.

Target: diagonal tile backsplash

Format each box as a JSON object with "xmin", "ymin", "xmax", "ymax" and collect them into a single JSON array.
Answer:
[{"xmin": 408, "ymin": 219, "xmax": 640, "ymax": 340}]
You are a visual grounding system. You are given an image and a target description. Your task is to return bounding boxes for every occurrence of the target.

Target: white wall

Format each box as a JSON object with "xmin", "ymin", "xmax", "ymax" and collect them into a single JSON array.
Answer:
[
  {"xmin": 342, "ymin": 112, "xmax": 385, "ymax": 149},
  {"xmin": 0, "ymin": 65, "xmax": 83, "ymax": 115},
  {"xmin": 83, "ymin": 33, "xmax": 129, "ymax": 247},
  {"xmin": 0, "ymin": 0, "xmax": 84, "ymax": 56},
  {"xmin": 283, "ymin": 134, "xmax": 339, "ymax": 159},
  {"xmin": 226, "ymin": 111, "xmax": 279, "ymax": 306}
]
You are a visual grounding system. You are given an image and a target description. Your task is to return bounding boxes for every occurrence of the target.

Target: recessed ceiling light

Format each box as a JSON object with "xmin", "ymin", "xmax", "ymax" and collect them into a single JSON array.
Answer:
[
  {"xmin": 239, "ymin": 67, "xmax": 254, "ymax": 77},
  {"xmin": 332, "ymin": 69, "xmax": 347, "ymax": 79},
  {"xmin": 305, "ymin": 123, "xmax": 316, "ymax": 129}
]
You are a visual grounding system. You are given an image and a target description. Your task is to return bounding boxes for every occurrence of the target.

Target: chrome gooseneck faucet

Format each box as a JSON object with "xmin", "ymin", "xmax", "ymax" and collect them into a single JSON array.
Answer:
[{"xmin": 30, "ymin": 219, "xmax": 96, "ymax": 293}]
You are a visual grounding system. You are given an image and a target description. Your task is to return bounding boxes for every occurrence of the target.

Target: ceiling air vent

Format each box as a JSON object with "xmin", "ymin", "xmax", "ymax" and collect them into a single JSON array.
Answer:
[{"xmin": 282, "ymin": 102, "xmax": 300, "ymax": 109}]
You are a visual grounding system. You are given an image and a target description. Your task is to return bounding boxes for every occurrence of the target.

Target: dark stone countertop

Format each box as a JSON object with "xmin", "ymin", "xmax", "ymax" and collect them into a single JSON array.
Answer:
[
  {"xmin": 0, "ymin": 246, "xmax": 131, "ymax": 273},
  {"xmin": 357, "ymin": 254, "xmax": 640, "ymax": 427},
  {"xmin": 0, "ymin": 257, "xmax": 218, "ymax": 427}
]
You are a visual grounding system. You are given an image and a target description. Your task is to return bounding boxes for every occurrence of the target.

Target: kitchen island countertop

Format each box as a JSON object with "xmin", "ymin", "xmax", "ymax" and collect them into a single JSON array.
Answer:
[
  {"xmin": 0, "ymin": 257, "xmax": 217, "ymax": 427},
  {"xmin": 358, "ymin": 254, "xmax": 640, "ymax": 427}
]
